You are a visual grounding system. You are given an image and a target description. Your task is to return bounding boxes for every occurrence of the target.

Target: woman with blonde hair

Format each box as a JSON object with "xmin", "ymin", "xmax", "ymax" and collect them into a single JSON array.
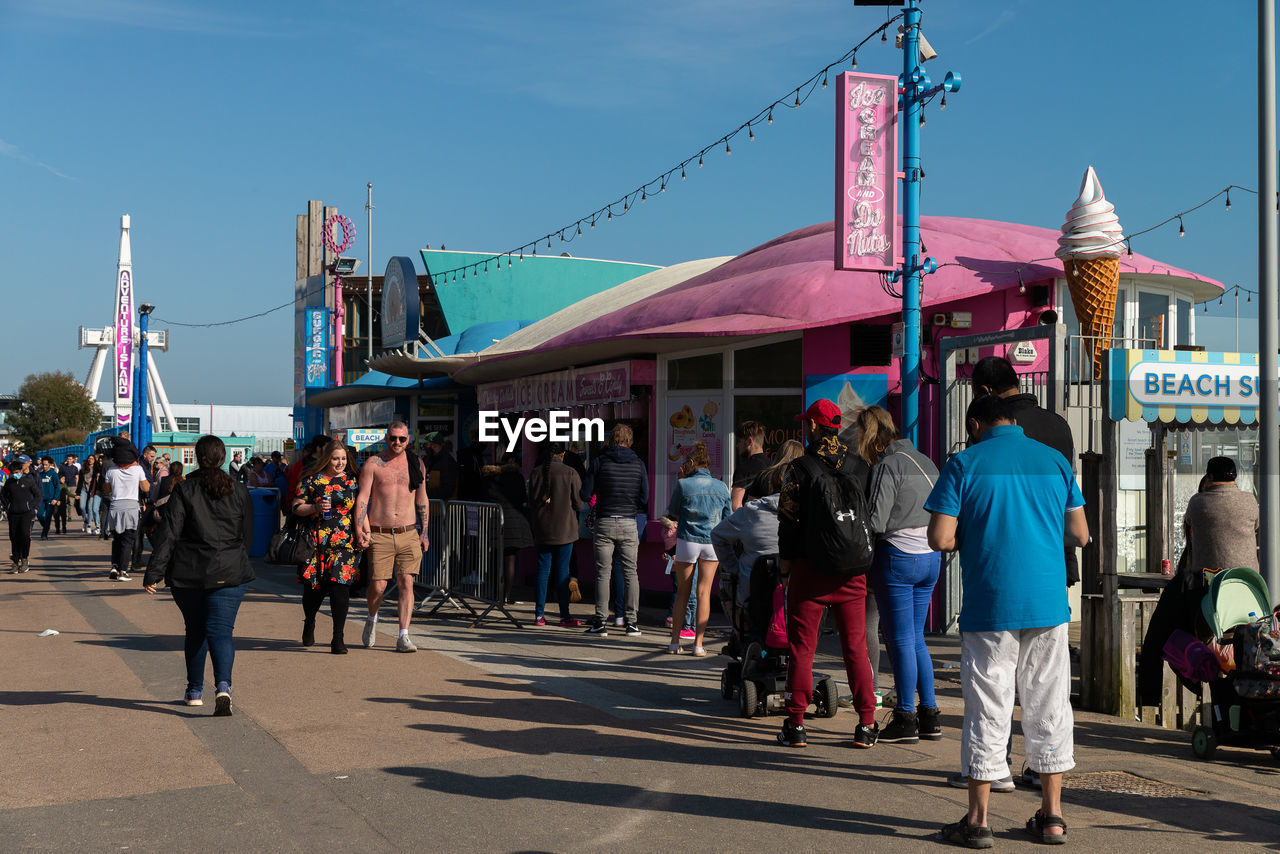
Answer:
[
  {"xmin": 667, "ymin": 442, "xmax": 732, "ymax": 655},
  {"xmin": 292, "ymin": 441, "xmax": 361, "ymax": 654},
  {"xmin": 857, "ymin": 405, "xmax": 942, "ymax": 744}
]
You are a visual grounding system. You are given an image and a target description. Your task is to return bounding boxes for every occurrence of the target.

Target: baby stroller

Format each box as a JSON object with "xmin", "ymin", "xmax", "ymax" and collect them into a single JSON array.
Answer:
[
  {"xmin": 1189, "ymin": 566, "xmax": 1280, "ymax": 760},
  {"xmin": 717, "ymin": 555, "xmax": 839, "ymax": 719}
]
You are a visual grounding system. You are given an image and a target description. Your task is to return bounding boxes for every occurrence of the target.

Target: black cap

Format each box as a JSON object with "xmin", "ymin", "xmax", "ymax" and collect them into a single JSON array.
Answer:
[{"xmin": 1206, "ymin": 456, "xmax": 1237, "ymax": 482}]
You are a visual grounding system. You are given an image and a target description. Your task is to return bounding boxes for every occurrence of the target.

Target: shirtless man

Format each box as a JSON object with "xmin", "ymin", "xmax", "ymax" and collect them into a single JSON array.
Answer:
[{"xmin": 355, "ymin": 422, "xmax": 429, "ymax": 652}]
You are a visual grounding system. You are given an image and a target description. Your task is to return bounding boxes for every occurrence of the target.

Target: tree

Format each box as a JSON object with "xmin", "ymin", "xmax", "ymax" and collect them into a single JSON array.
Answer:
[{"xmin": 8, "ymin": 371, "xmax": 101, "ymax": 451}]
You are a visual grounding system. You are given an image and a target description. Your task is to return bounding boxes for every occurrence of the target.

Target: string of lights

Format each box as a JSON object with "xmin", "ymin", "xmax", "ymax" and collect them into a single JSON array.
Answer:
[
  {"xmin": 937, "ymin": 184, "xmax": 1258, "ymax": 284},
  {"xmin": 425, "ymin": 14, "xmax": 905, "ymax": 285},
  {"xmin": 1201, "ymin": 282, "xmax": 1259, "ymax": 313}
]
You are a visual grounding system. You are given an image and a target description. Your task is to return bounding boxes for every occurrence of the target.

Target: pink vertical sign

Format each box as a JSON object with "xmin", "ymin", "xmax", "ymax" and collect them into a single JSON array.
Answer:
[
  {"xmin": 835, "ymin": 72, "xmax": 898, "ymax": 272},
  {"xmin": 114, "ymin": 269, "xmax": 133, "ymax": 425}
]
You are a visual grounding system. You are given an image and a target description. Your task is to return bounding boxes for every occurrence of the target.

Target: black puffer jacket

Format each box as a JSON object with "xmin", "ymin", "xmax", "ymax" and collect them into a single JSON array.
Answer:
[
  {"xmin": 1, "ymin": 473, "xmax": 41, "ymax": 515},
  {"xmin": 580, "ymin": 446, "xmax": 649, "ymax": 517},
  {"xmin": 144, "ymin": 470, "xmax": 254, "ymax": 590}
]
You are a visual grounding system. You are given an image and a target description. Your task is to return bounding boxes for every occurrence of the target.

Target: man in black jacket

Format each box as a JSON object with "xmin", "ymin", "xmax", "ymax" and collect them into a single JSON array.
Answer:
[
  {"xmin": 972, "ymin": 356, "xmax": 1078, "ymax": 586},
  {"xmin": 2, "ymin": 455, "xmax": 41, "ymax": 573},
  {"xmin": 580, "ymin": 423, "xmax": 649, "ymax": 636}
]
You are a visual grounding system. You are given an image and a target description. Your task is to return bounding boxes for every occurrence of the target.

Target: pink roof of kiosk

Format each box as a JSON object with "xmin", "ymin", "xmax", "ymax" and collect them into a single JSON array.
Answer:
[{"xmin": 452, "ymin": 216, "xmax": 1224, "ymax": 383}]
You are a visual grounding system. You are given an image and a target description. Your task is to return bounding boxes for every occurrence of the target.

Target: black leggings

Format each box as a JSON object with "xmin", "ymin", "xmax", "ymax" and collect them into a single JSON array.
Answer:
[
  {"xmin": 112, "ymin": 528, "xmax": 138, "ymax": 571},
  {"xmin": 302, "ymin": 581, "xmax": 351, "ymax": 639},
  {"xmin": 8, "ymin": 512, "xmax": 33, "ymax": 561}
]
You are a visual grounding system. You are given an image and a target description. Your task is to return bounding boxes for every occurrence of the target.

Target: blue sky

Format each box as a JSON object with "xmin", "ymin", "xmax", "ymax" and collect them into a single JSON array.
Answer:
[{"xmin": 0, "ymin": 0, "xmax": 1269, "ymax": 405}]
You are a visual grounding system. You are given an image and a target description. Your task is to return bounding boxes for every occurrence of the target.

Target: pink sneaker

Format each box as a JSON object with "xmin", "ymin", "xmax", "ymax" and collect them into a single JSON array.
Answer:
[
  {"xmin": 680, "ymin": 629, "xmax": 696, "ymax": 639},
  {"xmin": 534, "ymin": 616, "xmax": 547, "ymax": 626},
  {"xmin": 558, "ymin": 618, "xmax": 582, "ymax": 628},
  {"xmin": 664, "ymin": 616, "xmax": 674, "ymax": 627}
]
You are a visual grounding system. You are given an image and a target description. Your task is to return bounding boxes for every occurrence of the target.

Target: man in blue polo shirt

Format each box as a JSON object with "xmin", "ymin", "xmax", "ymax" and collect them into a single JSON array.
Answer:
[{"xmin": 926, "ymin": 394, "xmax": 1089, "ymax": 849}]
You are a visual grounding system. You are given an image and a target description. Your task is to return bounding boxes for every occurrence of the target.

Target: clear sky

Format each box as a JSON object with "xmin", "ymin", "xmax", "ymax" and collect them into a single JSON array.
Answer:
[{"xmin": 0, "ymin": 0, "xmax": 1268, "ymax": 405}]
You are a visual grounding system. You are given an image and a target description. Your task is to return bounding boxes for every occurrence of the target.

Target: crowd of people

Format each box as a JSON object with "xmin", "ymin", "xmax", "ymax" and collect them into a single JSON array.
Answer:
[{"xmin": 12, "ymin": 353, "xmax": 1270, "ymax": 847}]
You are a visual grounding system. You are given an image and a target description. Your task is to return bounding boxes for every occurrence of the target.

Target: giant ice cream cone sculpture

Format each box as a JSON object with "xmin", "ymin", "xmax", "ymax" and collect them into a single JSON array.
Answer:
[{"xmin": 1055, "ymin": 167, "xmax": 1125, "ymax": 379}]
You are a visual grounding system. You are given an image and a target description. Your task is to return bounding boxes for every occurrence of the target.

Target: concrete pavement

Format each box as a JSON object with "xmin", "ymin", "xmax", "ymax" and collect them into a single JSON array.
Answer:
[{"xmin": 4, "ymin": 530, "xmax": 1280, "ymax": 852}]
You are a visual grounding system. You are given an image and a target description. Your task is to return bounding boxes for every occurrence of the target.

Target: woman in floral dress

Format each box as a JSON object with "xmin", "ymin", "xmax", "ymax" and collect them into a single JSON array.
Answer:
[{"xmin": 291, "ymin": 441, "xmax": 360, "ymax": 654}]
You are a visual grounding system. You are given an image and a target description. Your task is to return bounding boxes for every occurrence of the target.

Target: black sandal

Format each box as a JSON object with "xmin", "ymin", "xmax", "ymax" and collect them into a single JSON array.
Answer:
[
  {"xmin": 1025, "ymin": 810, "xmax": 1067, "ymax": 844},
  {"xmin": 938, "ymin": 815, "xmax": 994, "ymax": 849}
]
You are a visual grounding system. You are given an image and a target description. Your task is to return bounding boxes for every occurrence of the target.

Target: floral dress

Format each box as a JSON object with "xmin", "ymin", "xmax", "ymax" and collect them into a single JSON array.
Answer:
[{"xmin": 298, "ymin": 472, "xmax": 360, "ymax": 589}]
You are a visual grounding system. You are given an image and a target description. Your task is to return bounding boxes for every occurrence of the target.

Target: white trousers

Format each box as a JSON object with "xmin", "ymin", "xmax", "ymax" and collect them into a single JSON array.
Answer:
[{"xmin": 959, "ymin": 624, "xmax": 1075, "ymax": 782}]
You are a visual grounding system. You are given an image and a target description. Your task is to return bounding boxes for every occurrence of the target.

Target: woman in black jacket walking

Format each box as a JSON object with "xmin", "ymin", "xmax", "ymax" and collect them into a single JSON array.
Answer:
[
  {"xmin": 144, "ymin": 436, "xmax": 254, "ymax": 715},
  {"xmin": 3, "ymin": 456, "xmax": 41, "ymax": 573}
]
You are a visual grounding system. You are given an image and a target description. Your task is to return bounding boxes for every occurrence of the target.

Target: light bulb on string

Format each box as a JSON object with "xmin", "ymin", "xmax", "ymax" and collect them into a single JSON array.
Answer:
[
  {"xmin": 576, "ymin": 223, "xmax": 582, "ymax": 236},
  {"xmin": 607, "ymin": 207, "xmax": 613, "ymax": 221},
  {"xmin": 624, "ymin": 198, "xmax": 629, "ymax": 212},
  {"xmin": 546, "ymin": 236, "xmax": 552, "ymax": 248},
  {"xmin": 660, "ymin": 179, "xmax": 666, "ymax": 193},
  {"xmin": 794, "ymin": 89, "xmax": 801, "ymax": 107},
  {"xmin": 767, "ymin": 109, "xmax": 773, "ymax": 125},
  {"xmin": 851, "ymin": 52, "xmax": 857, "ymax": 70},
  {"xmin": 1178, "ymin": 216, "xmax": 1185, "ymax": 238},
  {"xmin": 641, "ymin": 187, "xmax": 647, "ymax": 202},
  {"xmin": 940, "ymin": 94, "xmax": 947, "ymax": 110},
  {"xmin": 1126, "ymin": 239, "xmax": 1132, "ymax": 257},
  {"xmin": 822, "ymin": 70, "xmax": 828, "ymax": 89},
  {"xmin": 1220, "ymin": 296, "xmax": 1224, "ymax": 306},
  {"xmin": 681, "ymin": 166, "xmax": 687, "ymax": 180},
  {"xmin": 698, "ymin": 154, "xmax": 704, "ymax": 168},
  {"xmin": 726, "ymin": 139, "xmax": 731, "ymax": 155},
  {"xmin": 881, "ymin": 28, "xmax": 887, "ymax": 43},
  {"xmin": 748, "ymin": 125, "xmax": 754, "ymax": 141},
  {"xmin": 519, "ymin": 250, "xmax": 523, "ymax": 261},
  {"xmin": 590, "ymin": 217, "xmax": 596, "ymax": 229},
  {"xmin": 919, "ymin": 112, "xmax": 925, "ymax": 127},
  {"xmin": 1248, "ymin": 292, "xmax": 1252, "ymax": 303},
  {"xmin": 532, "ymin": 246, "xmax": 537, "ymax": 256},
  {"xmin": 1226, "ymin": 190, "xmax": 1232, "ymax": 211},
  {"xmin": 560, "ymin": 231, "xmax": 565, "ymax": 242}
]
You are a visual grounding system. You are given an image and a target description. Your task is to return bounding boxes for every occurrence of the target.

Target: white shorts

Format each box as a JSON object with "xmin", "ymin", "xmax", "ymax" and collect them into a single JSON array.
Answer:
[
  {"xmin": 674, "ymin": 539, "xmax": 717, "ymax": 564},
  {"xmin": 959, "ymin": 623, "xmax": 1075, "ymax": 782}
]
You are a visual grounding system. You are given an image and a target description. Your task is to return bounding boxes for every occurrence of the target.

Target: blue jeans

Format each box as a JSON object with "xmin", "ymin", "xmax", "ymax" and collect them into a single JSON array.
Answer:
[
  {"xmin": 171, "ymin": 584, "xmax": 248, "ymax": 691},
  {"xmin": 81, "ymin": 492, "xmax": 101, "ymax": 529},
  {"xmin": 871, "ymin": 542, "xmax": 941, "ymax": 713},
  {"xmin": 536, "ymin": 543, "xmax": 573, "ymax": 620}
]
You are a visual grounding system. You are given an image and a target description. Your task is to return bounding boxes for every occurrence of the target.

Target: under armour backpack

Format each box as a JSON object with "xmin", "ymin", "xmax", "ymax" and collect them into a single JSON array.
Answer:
[{"xmin": 793, "ymin": 454, "xmax": 875, "ymax": 577}]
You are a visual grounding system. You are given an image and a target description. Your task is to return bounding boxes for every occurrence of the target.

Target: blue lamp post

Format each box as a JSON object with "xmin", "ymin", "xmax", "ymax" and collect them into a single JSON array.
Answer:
[
  {"xmin": 895, "ymin": 0, "xmax": 960, "ymax": 445},
  {"xmin": 132, "ymin": 303, "xmax": 154, "ymax": 451}
]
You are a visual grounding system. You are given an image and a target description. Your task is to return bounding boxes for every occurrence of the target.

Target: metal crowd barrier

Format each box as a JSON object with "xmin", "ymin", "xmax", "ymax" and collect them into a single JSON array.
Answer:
[{"xmin": 415, "ymin": 500, "xmax": 520, "ymax": 629}]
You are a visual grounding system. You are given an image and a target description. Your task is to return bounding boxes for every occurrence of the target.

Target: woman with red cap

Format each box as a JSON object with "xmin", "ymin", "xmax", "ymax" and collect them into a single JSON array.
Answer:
[{"xmin": 775, "ymin": 399, "xmax": 878, "ymax": 749}]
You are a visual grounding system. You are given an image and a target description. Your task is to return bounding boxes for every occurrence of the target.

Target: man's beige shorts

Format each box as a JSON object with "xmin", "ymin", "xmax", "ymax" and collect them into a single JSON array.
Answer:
[{"xmin": 367, "ymin": 529, "xmax": 422, "ymax": 581}]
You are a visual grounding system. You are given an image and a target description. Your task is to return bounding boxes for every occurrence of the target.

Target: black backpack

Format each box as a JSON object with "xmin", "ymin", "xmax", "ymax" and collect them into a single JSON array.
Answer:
[{"xmin": 793, "ymin": 454, "xmax": 875, "ymax": 577}]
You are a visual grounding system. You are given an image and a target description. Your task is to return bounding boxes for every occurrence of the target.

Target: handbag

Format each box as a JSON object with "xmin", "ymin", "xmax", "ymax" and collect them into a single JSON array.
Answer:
[{"xmin": 265, "ymin": 513, "xmax": 315, "ymax": 566}]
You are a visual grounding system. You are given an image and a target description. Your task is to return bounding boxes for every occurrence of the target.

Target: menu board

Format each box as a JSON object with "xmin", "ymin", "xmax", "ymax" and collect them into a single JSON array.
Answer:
[{"xmin": 665, "ymin": 394, "xmax": 724, "ymax": 481}]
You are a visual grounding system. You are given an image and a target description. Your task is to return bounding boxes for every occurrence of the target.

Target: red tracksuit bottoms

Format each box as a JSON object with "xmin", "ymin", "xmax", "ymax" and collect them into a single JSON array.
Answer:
[{"xmin": 785, "ymin": 558, "xmax": 876, "ymax": 727}]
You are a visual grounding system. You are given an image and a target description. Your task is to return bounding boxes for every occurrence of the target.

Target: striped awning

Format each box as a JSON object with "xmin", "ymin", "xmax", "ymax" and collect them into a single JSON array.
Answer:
[{"xmin": 1108, "ymin": 349, "xmax": 1263, "ymax": 425}]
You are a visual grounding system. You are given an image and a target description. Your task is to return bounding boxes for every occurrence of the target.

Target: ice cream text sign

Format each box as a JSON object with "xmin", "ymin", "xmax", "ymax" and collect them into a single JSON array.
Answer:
[{"xmin": 836, "ymin": 72, "xmax": 898, "ymax": 272}]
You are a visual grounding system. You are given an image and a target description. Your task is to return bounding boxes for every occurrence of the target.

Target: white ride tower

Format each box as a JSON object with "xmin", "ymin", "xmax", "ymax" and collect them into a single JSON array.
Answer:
[{"xmin": 79, "ymin": 215, "xmax": 178, "ymax": 433}]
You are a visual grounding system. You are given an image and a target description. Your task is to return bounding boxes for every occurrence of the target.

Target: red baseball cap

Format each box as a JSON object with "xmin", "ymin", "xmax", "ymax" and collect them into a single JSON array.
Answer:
[{"xmin": 795, "ymin": 399, "xmax": 842, "ymax": 429}]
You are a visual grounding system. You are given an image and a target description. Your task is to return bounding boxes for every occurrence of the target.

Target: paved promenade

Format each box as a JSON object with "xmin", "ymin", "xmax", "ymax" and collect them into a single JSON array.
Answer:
[{"xmin": 4, "ymin": 532, "xmax": 1280, "ymax": 852}]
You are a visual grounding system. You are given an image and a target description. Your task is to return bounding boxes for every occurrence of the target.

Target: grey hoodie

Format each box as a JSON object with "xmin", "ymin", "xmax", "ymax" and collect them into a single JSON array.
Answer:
[
  {"xmin": 710, "ymin": 494, "xmax": 780, "ymax": 606},
  {"xmin": 867, "ymin": 439, "xmax": 939, "ymax": 534}
]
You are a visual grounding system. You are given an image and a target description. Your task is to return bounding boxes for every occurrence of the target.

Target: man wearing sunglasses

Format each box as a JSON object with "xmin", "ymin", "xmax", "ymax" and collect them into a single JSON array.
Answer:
[{"xmin": 355, "ymin": 422, "xmax": 430, "ymax": 652}]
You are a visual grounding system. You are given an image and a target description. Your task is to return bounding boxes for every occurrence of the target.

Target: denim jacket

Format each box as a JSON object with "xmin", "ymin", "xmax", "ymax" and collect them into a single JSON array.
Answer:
[{"xmin": 667, "ymin": 468, "xmax": 732, "ymax": 544}]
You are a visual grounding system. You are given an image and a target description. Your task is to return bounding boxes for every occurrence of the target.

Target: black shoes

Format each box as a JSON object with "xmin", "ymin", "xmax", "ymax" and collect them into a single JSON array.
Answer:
[
  {"xmin": 880, "ymin": 710, "xmax": 920, "ymax": 744},
  {"xmin": 302, "ymin": 620, "xmax": 316, "ymax": 647},
  {"xmin": 624, "ymin": 623, "xmax": 642, "ymax": 637},
  {"xmin": 853, "ymin": 722, "xmax": 879, "ymax": 749},
  {"xmin": 584, "ymin": 621, "xmax": 609, "ymax": 636},
  {"xmin": 918, "ymin": 706, "xmax": 943, "ymax": 740},
  {"xmin": 777, "ymin": 720, "xmax": 808, "ymax": 748},
  {"xmin": 331, "ymin": 636, "xmax": 348, "ymax": 655}
]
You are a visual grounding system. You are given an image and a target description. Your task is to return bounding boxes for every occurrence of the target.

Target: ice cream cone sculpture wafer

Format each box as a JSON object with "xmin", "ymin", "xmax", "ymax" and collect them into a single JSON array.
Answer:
[{"xmin": 1055, "ymin": 166, "xmax": 1125, "ymax": 379}]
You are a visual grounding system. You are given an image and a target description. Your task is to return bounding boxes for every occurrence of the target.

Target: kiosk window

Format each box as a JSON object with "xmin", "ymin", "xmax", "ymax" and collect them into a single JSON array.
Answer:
[
  {"xmin": 669, "ymin": 353, "xmax": 723, "ymax": 390},
  {"xmin": 1138, "ymin": 292, "xmax": 1168, "ymax": 348},
  {"xmin": 734, "ymin": 339, "xmax": 801, "ymax": 388}
]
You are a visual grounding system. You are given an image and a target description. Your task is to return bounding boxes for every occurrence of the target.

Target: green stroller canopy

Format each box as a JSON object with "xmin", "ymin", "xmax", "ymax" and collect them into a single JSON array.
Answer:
[{"xmin": 1202, "ymin": 566, "xmax": 1272, "ymax": 639}]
